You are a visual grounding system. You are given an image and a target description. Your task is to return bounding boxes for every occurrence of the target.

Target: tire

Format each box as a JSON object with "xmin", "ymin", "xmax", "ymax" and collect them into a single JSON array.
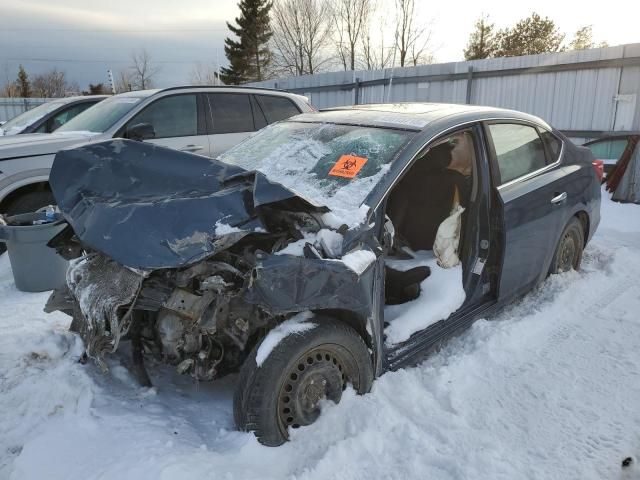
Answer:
[
  {"xmin": 234, "ymin": 317, "xmax": 374, "ymax": 446},
  {"xmin": 4, "ymin": 190, "xmax": 55, "ymax": 215},
  {"xmin": 549, "ymin": 217, "xmax": 584, "ymax": 274}
]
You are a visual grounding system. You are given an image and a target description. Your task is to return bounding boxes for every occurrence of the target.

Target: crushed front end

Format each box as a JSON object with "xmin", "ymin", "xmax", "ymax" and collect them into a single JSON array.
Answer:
[{"xmin": 46, "ymin": 139, "xmax": 382, "ymax": 383}]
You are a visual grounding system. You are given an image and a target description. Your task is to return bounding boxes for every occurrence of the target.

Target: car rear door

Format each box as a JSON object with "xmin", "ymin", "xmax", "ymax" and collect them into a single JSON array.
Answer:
[
  {"xmin": 206, "ymin": 93, "xmax": 257, "ymax": 157},
  {"xmin": 486, "ymin": 121, "xmax": 569, "ymax": 301},
  {"xmin": 123, "ymin": 93, "xmax": 211, "ymax": 156},
  {"xmin": 205, "ymin": 93, "xmax": 304, "ymax": 158}
]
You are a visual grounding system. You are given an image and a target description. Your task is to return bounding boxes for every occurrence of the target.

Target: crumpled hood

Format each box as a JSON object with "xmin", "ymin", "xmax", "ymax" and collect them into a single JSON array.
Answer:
[
  {"xmin": 0, "ymin": 131, "xmax": 98, "ymax": 159},
  {"xmin": 50, "ymin": 139, "xmax": 326, "ymax": 270}
]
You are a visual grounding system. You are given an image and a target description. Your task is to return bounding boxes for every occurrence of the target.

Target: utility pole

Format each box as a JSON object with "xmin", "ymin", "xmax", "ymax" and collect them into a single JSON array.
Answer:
[{"xmin": 107, "ymin": 69, "xmax": 116, "ymax": 94}]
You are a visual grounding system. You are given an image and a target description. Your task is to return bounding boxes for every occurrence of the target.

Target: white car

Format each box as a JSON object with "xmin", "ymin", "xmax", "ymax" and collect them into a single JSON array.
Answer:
[{"xmin": 0, "ymin": 86, "xmax": 314, "ymax": 214}]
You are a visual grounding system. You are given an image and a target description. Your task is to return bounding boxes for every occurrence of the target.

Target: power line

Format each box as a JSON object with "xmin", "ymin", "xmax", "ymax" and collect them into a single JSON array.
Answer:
[
  {"xmin": 5, "ymin": 44, "xmax": 223, "ymax": 52},
  {"xmin": 0, "ymin": 27, "xmax": 228, "ymax": 32},
  {"xmin": 0, "ymin": 57, "xmax": 211, "ymax": 64}
]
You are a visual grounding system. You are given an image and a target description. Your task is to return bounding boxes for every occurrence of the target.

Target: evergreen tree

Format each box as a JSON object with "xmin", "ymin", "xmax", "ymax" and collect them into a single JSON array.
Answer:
[
  {"xmin": 16, "ymin": 65, "xmax": 31, "ymax": 98},
  {"xmin": 495, "ymin": 13, "xmax": 564, "ymax": 57},
  {"xmin": 220, "ymin": 0, "xmax": 273, "ymax": 84},
  {"xmin": 464, "ymin": 15, "xmax": 497, "ymax": 60}
]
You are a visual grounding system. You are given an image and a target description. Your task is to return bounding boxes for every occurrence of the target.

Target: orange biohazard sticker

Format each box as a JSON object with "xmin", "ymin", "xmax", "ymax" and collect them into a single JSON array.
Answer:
[{"xmin": 328, "ymin": 154, "xmax": 368, "ymax": 179}]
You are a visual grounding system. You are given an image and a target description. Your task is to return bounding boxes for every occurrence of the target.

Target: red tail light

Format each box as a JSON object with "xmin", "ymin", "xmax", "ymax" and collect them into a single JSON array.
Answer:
[{"xmin": 592, "ymin": 159, "xmax": 604, "ymax": 182}]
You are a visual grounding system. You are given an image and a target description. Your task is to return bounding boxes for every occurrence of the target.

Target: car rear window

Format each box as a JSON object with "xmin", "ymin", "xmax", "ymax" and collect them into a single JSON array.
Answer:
[{"xmin": 539, "ymin": 129, "xmax": 563, "ymax": 163}]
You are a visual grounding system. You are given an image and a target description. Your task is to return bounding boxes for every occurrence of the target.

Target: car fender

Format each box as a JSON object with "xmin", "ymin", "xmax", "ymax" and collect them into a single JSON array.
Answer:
[{"xmin": 0, "ymin": 166, "xmax": 52, "ymax": 205}]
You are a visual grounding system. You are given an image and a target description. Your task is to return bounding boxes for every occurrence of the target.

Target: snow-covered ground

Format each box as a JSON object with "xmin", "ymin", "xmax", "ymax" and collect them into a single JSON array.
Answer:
[{"xmin": 2, "ymin": 192, "xmax": 640, "ymax": 480}]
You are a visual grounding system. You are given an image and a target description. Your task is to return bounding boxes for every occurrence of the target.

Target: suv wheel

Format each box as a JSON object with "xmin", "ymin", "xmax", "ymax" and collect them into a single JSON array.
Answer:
[
  {"xmin": 234, "ymin": 317, "xmax": 373, "ymax": 446},
  {"xmin": 550, "ymin": 217, "xmax": 584, "ymax": 274}
]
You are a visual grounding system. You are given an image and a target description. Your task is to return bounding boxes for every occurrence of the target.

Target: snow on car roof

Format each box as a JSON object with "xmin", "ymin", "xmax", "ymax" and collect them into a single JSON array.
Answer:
[{"xmin": 297, "ymin": 102, "xmax": 551, "ymax": 131}]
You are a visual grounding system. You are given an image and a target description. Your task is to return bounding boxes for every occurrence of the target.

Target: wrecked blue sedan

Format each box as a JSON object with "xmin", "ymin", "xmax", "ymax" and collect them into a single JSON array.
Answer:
[{"xmin": 46, "ymin": 103, "xmax": 601, "ymax": 446}]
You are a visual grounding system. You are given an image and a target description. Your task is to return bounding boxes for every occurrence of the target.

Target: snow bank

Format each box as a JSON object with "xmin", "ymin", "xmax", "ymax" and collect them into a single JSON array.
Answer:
[
  {"xmin": 600, "ymin": 187, "xmax": 640, "ymax": 233},
  {"xmin": 255, "ymin": 312, "xmax": 316, "ymax": 367},
  {"xmin": 384, "ymin": 251, "xmax": 466, "ymax": 345}
]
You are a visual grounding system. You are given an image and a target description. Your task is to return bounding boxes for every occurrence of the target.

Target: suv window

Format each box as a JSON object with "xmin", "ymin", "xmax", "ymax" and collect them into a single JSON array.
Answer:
[
  {"xmin": 128, "ymin": 94, "xmax": 198, "ymax": 138},
  {"xmin": 586, "ymin": 138, "xmax": 628, "ymax": 160},
  {"xmin": 256, "ymin": 95, "xmax": 300, "ymax": 123},
  {"xmin": 208, "ymin": 93, "xmax": 254, "ymax": 134},
  {"xmin": 489, "ymin": 123, "xmax": 548, "ymax": 184},
  {"xmin": 36, "ymin": 102, "xmax": 95, "ymax": 133}
]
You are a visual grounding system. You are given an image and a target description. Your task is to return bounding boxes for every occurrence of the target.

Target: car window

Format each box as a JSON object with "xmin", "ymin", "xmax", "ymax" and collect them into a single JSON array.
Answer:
[
  {"xmin": 208, "ymin": 93, "xmax": 254, "ymax": 134},
  {"xmin": 586, "ymin": 138, "xmax": 628, "ymax": 160},
  {"xmin": 251, "ymin": 95, "xmax": 268, "ymax": 130},
  {"xmin": 256, "ymin": 95, "xmax": 301, "ymax": 123},
  {"xmin": 488, "ymin": 123, "xmax": 548, "ymax": 184},
  {"xmin": 45, "ymin": 103, "xmax": 95, "ymax": 132},
  {"xmin": 127, "ymin": 94, "xmax": 198, "ymax": 139},
  {"xmin": 539, "ymin": 129, "xmax": 562, "ymax": 163},
  {"xmin": 57, "ymin": 96, "xmax": 143, "ymax": 133}
]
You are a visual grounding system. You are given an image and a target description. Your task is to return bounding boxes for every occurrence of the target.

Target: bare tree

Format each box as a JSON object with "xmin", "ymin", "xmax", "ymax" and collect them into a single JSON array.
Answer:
[
  {"xmin": 31, "ymin": 68, "xmax": 79, "ymax": 97},
  {"xmin": 0, "ymin": 64, "xmax": 19, "ymax": 97},
  {"xmin": 129, "ymin": 49, "xmax": 160, "ymax": 90},
  {"xmin": 114, "ymin": 69, "xmax": 134, "ymax": 93},
  {"xmin": 189, "ymin": 62, "xmax": 221, "ymax": 85},
  {"xmin": 394, "ymin": 0, "xmax": 433, "ymax": 67},
  {"xmin": 333, "ymin": 0, "xmax": 372, "ymax": 70},
  {"xmin": 360, "ymin": 2, "xmax": 395, "ymax": 69},
  {"xmin": 271, "ymin": 0, "xmax": 333, "ymax": 75}
]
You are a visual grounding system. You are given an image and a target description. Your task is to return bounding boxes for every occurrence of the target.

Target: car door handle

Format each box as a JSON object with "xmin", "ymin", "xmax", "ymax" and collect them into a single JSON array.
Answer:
[
  {"xmin": 551, "ymin": 192, "xmax": 567, "ymax": 204},
  {"xmin": 180, "ymin": 145, "xmax": 204, "ymax": 153}
]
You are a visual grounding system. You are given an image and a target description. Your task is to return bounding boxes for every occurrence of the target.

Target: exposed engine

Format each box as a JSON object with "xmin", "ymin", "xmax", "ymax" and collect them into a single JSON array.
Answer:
[{"xmin": 49, "ymin": 208, "xmax": 337, "ymax": 383}]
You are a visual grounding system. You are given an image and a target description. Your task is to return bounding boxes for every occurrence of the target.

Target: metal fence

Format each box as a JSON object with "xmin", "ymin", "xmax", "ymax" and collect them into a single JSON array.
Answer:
[
  {"xmin": 249, "ymin": 43, "xmax": 640, "ymax": 143},
  {"xmin": 0, "ymin": 97, "xmax": 51, "ymax": 123}
]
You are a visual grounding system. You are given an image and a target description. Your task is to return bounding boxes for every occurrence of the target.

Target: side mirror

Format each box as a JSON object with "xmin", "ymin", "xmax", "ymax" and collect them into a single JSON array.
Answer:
[{"xmin": 126, "ymin": 123, "xmax": 155, "ymax": 141}]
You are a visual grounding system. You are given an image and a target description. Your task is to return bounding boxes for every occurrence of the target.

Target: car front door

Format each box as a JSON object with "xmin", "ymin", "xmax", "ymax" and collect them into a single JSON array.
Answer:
[
  {"xmin": 486, "ymin": 121, "xmax": 570, "ymax": 302},
  {"xmin": 123, "ymin": 93, "xmax": 210, "ymax": 156}
]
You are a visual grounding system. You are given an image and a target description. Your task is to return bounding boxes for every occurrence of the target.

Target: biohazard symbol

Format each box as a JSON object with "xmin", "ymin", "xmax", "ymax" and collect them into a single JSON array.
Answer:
[{"xmin": 328, "ymin": 154, "xmax": 368, "ymax": 179}]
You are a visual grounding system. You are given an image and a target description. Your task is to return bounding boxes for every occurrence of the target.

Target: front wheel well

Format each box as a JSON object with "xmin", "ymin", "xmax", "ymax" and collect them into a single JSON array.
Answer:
[
  {"xmin": 314, "ymin": 308, "xmax": 372, "ymax": 350},
  {"xmin": 0, "ymin": 182, "xmax": 51, "ymax": 213}
]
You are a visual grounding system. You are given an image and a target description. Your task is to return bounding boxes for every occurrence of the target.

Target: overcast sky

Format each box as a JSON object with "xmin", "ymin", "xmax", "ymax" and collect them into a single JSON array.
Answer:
[{"xmin": 1, "ymin": 0, "xmax": 638, "ymax": 90}]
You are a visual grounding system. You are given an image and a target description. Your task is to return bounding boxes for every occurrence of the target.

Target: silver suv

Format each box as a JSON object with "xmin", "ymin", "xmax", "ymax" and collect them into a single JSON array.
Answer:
[{"xmin": 0, "ymin": 86, "xmax": 314, "ymax": 214}]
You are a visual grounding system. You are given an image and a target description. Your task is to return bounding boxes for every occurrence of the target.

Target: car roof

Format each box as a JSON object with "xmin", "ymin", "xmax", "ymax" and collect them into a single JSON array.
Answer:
[
  {"xmin": 583, "ymin": 133, "xmax": 640, "ymax": 145},
  {"xmin": 292, "ymin": 102, "xmax": 551, "ymax": 131},
  {"xmin": 148, "ymin": 85, "xmax": 310, "ymax": 102},
  {"xmin": 45, "ymin": 95, "xmax": 108, "ymax": 104}
]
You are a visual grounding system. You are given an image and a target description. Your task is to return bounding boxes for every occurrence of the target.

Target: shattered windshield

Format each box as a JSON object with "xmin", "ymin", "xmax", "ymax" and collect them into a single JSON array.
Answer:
[{"xmin": 219, "ymin": 121, "xmax": 414, "ymax": 221}]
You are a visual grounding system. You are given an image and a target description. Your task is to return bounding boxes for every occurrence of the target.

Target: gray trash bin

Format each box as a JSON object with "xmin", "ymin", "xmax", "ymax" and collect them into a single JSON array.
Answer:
[{"xmin": 0, "ymin": 212, "xmax": 69, "ymax": 292}]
